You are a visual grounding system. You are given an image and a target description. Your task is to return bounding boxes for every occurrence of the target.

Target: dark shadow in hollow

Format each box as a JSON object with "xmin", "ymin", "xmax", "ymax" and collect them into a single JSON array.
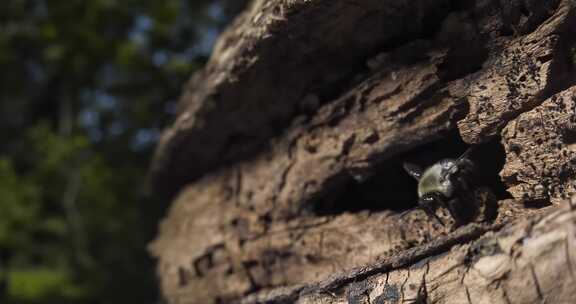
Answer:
[{"xmin": 311, "ymin": 130, "xmax": 510, "ymax": 216}]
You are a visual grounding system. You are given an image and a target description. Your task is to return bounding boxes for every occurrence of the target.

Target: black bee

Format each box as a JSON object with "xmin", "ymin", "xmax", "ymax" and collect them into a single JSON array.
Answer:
[{"xmin": 403, "ymin": 148, "xmax": 477, "ymax": 226}]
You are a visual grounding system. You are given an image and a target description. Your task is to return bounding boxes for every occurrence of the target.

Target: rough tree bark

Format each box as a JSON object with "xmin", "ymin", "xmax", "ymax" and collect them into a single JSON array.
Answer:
[{"xmin": 148, "ymin": 0, "xmax": 576, "ymax": 303}]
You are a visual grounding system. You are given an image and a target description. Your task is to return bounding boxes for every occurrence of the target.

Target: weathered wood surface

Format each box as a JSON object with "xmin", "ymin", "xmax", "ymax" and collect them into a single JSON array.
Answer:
[
  {"xmin": 150, "ymin": 0, "xmax": 469, "ymax": 197},
  {"xmin": 501, "ymin": 86, "xmax": 576, "ymax": 205},
  {"xmin": 242, "ymin": 199, "xmax": 576, "ymax": 304},
  {"xmin": 148, "ymin": 0, "xmax": 576, "ymax": 303}
]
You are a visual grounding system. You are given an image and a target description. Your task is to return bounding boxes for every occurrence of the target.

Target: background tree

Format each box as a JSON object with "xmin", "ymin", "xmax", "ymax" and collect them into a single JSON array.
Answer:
[{"xmin": 0, "ymin": 1, "xmax": 247, "ymax": 303}]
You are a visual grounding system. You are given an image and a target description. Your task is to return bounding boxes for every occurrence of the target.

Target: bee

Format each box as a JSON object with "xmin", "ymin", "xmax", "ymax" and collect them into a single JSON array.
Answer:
[{"xmin": 403, "ymin": 147, "xmax": 477, "ymax": 226}]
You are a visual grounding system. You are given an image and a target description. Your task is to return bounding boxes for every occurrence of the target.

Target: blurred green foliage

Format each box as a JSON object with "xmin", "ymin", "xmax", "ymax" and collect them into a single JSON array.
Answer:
[{"xmin": 0, "ymin": 0, "xmax": 247, "ymax": 303}]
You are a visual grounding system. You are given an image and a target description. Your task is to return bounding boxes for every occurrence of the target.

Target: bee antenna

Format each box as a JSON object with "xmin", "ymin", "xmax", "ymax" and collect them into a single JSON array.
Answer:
[{"xmin": 457, "ymin": 145, "xmax": 476, "ymax": 162}]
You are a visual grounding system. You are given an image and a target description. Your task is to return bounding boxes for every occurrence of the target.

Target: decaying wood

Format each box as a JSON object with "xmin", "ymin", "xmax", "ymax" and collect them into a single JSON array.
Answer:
[
  {"xmin": 457, "ymin": 0, "xmax": 576, "ymax": 143},
  {"xmin": 148, "ymin": 0, "xmax": 576, "ymax": 303},
  {"xmin": 242, "ymin": 199, "xmax": 576, "ymax": 304},
  {"xmin": 150, "ymin": 0, "xmax": 472, "ymax": 197},
  {"xmin": 501, "ymin": 86, "xmax": 576, "ymax": 205}
]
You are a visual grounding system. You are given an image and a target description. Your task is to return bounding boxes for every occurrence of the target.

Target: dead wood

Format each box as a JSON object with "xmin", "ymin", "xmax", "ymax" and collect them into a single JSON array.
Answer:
[
  {"xmin": 242, "ymin": 199, "xmax": 576, "ymax": 304},
  {"xmin": 148, "ymin": 0, "xmax": 576, "ymax": 303}
]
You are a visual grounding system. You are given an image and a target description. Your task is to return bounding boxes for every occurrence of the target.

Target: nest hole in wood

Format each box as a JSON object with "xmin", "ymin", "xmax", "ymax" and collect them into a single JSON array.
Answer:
[{"xmin": 311, "ymin": 130, "xmax": 510, "ymax": 216}]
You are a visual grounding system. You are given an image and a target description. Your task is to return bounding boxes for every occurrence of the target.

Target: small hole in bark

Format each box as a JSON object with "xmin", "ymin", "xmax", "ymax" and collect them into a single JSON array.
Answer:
[
  {"xmin": 310, "ymin": 130, "xmax": 510, "ymax": 216},
  {"xmin": 524, "ymin": 199, "xmax": 552, "ymax": 209},
  {"xmin": 563, "ymin": 128, "xmax": 576, "ymax": 145}
]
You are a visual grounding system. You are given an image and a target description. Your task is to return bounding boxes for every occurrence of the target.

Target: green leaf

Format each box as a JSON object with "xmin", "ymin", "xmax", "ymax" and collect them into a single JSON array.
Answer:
[{"xmin": 8, "ymin": 268, "xmax": 87, "ymax": 301}]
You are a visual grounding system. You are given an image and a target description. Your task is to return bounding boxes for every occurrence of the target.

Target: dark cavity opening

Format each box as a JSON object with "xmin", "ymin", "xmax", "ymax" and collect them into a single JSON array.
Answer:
[
  {"xmin": 311, "ymin": 130, "xmax": 510, "ymax": 216},
  {"xmin": 563, "ymin": 128, "xmax": 576, "ymax": 145}
]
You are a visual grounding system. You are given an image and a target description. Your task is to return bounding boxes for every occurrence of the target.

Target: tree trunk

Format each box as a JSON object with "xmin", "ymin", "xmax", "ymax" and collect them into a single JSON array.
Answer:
[{"xmin": 148, "ymin": 0, "xmax": 576, "ymax": 303}]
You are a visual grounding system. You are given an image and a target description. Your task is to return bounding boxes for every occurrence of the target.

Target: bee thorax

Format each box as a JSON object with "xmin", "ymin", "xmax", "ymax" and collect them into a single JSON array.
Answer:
[{"xmin": 417, "ymin": 162, "xmax": 454, "ymax": 197}]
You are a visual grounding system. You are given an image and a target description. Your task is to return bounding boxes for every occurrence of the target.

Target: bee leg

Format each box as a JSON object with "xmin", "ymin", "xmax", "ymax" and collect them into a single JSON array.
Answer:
[
  {"xmin": 419, "ymin": 194, "xmax": 445, "ymax": 226},
  {"xmin": 446, "ymin": 198, "xmax": 464, "ymax": 226},
  {"xmin": 433, "ymin": 194, "xmax": 463, "ymax": 227}
]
